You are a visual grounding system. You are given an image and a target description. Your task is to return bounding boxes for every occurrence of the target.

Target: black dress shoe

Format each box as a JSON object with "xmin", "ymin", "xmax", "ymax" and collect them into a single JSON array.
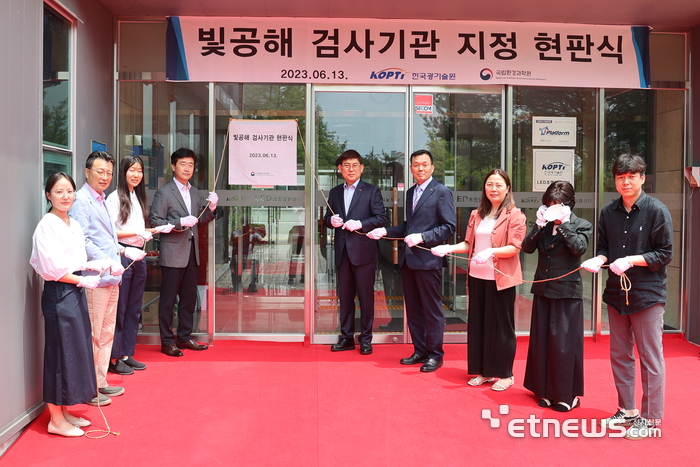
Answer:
[
  {"xmin": 400, "ymin": 353, "xmax": 427, "ymax": 365},
  {"xmin": 161, "ymin": 344, "xmax": 183, "ymax": 357},
  {"xmin": 331, "ymin": 337, "xmax": 355, "ymax": 352},
  {"xmin": 359, "ymin": 343, "xmax": 373, "ymax": 355},
  {"xmin": 420, "ymin": 358, "xmax": 443, "ymax": 373},
  {"xmin": 176, "ymin": 339, "xmax": 209, "ymax": 351}
]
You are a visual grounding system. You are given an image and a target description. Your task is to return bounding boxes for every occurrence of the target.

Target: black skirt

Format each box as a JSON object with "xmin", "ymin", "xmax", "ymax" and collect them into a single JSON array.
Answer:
[
  {"xmin": 41, "ymin": 281, "xmax": 97, "ymax": 405},
  {"xmin": 523, "ymin": 295, "xmax": 584, "ymax": 405}
]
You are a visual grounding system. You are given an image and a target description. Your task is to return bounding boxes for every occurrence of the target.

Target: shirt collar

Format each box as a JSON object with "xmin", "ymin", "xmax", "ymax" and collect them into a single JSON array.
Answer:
[
  {"xmin": 84, "ymin": 183, "xmax": 104, "ymax": 202},
  {"xmin": 174, "ymin": 178, "xmax": 191, "ymax": 191},
  {"xmin": 344, "ymin": 180, "xmax": 360, "ymax": 189},
  {"xmin": 416, "ymin": 177, "xmax": 433, "ymax": 190}
]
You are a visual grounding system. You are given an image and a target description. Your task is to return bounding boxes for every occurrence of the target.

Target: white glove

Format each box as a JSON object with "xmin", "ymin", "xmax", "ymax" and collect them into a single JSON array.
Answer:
[
  {"xmin": 124, "ymin": 247, "xmax": 147, "ymax": 261},
  {"xmin": 155, "ymin": 224, "xmax": 175, "ymax": 234},
  {"xmin": 473, "ymin": 248, "xmax": 495, "ymax": 265},
  {"xmin": 136, "ymin": 231, "xmax": 153, "ymax": 242},
  {"xmin": 343, "ymin": 220, "xmax": 362, "ymax": 232},
  {"xmin": 181, "ymin": 216, "xmax": 199, "ymax": 227},
  {"xmin": 82, "ymin": 259, "xmax": 111, "ymax": 273},
  {"xmin": 610, "ymin": 257, "xmax": 633, "ymax": 275},
  {"xmin": 536, "ymin": 205, "xmax": 548, "ymax": 227},
  {"xmin": 581, "ymin": 257, "xmax": 605, "ymax": 273},
  {"xmin": 431, "ymin": 245, "xmax": 452, "ymax": 257},
  {"xmin": 207, "ymin": 192, "xmax": 218, "ymax": 210},
  {"xmin": 109, "ymin": 259, "xmax": 125, "ymax": 276},
  {"xmin": 330, "ymin": 214, "xmax": 344, "ymax": 228},
  {"xmin": 405, "ymin": 233, "xmax": 424, "ymax": 248},
  {"xmin": 77, "ymin": 276, "xmax": 100, "ymax": 289},
  {"xmin": 559, "ymin": 205, "xmax": 572, "ymax": 224},
  {"xmin": 367, "ymin": 227, "xmax": 387, "ymax": 240}
]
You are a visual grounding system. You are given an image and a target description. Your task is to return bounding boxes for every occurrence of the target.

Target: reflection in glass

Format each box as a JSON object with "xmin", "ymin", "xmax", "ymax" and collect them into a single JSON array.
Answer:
[{"xmin": 43, "ymin": 6, "xmax": 70, "ymax": 149}]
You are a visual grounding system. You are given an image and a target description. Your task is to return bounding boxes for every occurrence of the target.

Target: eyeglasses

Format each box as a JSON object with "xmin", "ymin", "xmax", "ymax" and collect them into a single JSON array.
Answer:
[
  {"xmin": 341, "ymin": 163, "xmax": 361, "ymax": 170},
  {"xmin": 90, "ymin": 168, "xmax": 113, "ymax": 178}
]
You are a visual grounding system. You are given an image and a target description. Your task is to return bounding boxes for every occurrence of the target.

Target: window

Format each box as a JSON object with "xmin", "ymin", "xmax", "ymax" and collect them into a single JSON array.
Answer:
[{"xmin": 43, "ymin": 4, "xmax": 72, "ymax": 184}]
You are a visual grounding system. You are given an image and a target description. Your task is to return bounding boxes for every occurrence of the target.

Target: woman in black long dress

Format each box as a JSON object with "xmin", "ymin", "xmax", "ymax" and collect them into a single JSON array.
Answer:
[
  {"xmin": 522, "ymin": 181, "xmax": 592, "ymax": 411},
  {"xmin": 30, "ymin": 173, "xmax": 111, "ymax": 437}
]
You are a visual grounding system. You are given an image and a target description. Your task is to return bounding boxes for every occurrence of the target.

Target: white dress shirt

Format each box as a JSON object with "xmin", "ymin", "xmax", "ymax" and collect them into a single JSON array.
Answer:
[
  {"xmin": 106, "ymin": 190, "xmax": 146, "ymax": 247},
  {"xmin": 30, "ymin": 214, "xmax": 88, "ymax": 281}
]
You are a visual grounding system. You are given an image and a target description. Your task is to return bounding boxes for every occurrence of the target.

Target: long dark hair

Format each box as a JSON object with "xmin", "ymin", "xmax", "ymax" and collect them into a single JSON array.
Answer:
[
  {"xmin": 116, "ymin": 155, "xmax": 149, "ymax": 226},
  {"xmin": 476, "ymin": 168, "xmax": 516, "ymax": 219},
  {"xmin": 45, "ymin": 172, "xmax": 76, "ymax": 213}
]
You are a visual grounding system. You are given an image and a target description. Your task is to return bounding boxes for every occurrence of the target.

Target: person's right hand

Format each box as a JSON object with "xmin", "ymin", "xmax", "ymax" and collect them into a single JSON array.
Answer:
[
  {"xmin": 330, "ymin": 214, "xmax": 344, "ymax": 228},
  {"xmin": 136, "ymin": 231, "xmax": 153, "ymax": 242},
  {"xmin": 181, "ymin": 216, "xmax": 199, "ymax": 227},
  {"xmin": 155, "ymin": 224, "xmax": 175, "ymax": 234},
  {"xmin": 77, "ymin": 276, "xmax": 100, "ymax": 289},
  {"xmin": 366, "ymin": 227, "xmax": 387, "ymax": 240},
  {"xmin": 581, "ymin": 257, "xmax": 605, "ymax": 273},
  {"xmin": 82, "ymin": 259, "xmax": 111, "ymax": 273},
  {"xmin": 110, "ymin": 260, "xmax": 125, "ymax": 276},
  {"xmin": 536, "ymin": 205, "xmax": 548, "ymax": 227},
  {"xmin": 431, "ymin": 245, "xmax": 452, "ymax": 257}
]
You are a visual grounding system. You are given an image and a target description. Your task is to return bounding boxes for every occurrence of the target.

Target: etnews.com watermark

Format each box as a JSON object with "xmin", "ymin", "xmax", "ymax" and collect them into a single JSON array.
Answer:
[{"xmin": 482, "ymin": 405, "xmax": 662, "ymax": 439}]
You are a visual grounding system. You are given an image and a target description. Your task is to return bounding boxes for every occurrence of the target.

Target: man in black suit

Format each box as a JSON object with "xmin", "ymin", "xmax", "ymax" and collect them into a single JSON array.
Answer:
[
  {"xmin": 324, "ymin": 150, "xmax": 388, "ymax": 355},
  {"xmin": 368, "ymin": 149, "xmax": 456, "ymax": 372},
  {"xmin": 149, "ymin": 148, "xmax": 217, "ymax": 357}
]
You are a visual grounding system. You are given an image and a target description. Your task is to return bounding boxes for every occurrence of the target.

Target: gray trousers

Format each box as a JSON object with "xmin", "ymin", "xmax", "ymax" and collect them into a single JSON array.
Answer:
[{"xmin": 608, "ymin": 304, "xmax": 665, "ymax": 420}]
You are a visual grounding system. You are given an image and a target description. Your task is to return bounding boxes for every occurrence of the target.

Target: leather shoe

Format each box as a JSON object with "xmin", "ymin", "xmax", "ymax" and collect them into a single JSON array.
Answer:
[
  {"xmin": 359, "ymin": 343, "xmax": 373, "ymax": 355},
  {"xmin": 176, "ymin": 339, "xmax": 208, "ymax": 351},
  {"xmin": 331, "ymin": 337, "xmax": 355, "ymax": 352},
  {"xmin": 400, "ymin": 353, "xmax": 427, "ymax": 365},
  {"xmin": 161, "ymin": 343, "xmax": 183, "ymax": 357},
  {"xmin": 420, "ymin": 358, "xmax": 443, "ymax": 373}
]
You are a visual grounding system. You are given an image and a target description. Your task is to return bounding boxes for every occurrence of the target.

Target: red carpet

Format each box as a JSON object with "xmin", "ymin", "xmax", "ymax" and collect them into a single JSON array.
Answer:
[{"xmin": 2, "ymin": 335, "xmax": 699, "ymax": 466}]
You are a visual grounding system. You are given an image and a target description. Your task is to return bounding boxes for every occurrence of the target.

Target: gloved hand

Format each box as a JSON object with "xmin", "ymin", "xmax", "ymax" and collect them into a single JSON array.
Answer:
[
  {"xmin": 581, "ymin": 257, "xmax": 605, "ymax": 273},
  {"xmin": 610, "ymin": 256, "xmax": 633, "ymax": 275},
  {"xmin": 473, "ymin": 248, "xmax": 495, "ymax": 264},
  {"xmin": 136, "ymin": 231, "xmax": 153, "ymax": 242},
  {"xmin": 124, "ymin": 247, "xmax": 147, "ymax": 261},
  {"xmin": 536, "ymin": 205, "xmax": 548, "ymax": 227},
  {"xmin": 77, "ymin": 276, "xmax": 100, "ymax": 289},
  {"xmin": 343, "ymin": 220, "xmax": 362, "ymax": 232},
  {"xmin": 366, "ymin": 227, "xmax": 387, "ymax": 240},
  {"xmin": 154, "ymin": 224, "xmax": 175, "ymax": 234},
  {"xmin": 207, "ymin": 192, "xmax": 218, "ymax": 210},
  {"xmin": 431, "ymin": 245, "xmax": 452, "ymax": 257},
  {"xmin": 405, "ymin": 233, "xmax": 423, "ymax": 248},
  {"xmin": 559, "ymin": 205, "xmax": 572, "ymax": 224},
  {"xmin": 181, "ymin": 216, "xmax": 199, "ymax": 227},
  {"xmin": 330, "ymin": 214, "xmax": 344, "ymax": 228},
  {"xmin": 82, "ymin": 259, "xmax": 112, "ymax": 273},
  {"xmin": 109, "ymin": 260, "xmax": 125, "ymax": 276}
]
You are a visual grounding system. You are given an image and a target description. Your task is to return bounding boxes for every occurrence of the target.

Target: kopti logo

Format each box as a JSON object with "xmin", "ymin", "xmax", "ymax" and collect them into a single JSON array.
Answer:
[
  {"xmin": 480, "ymin": 68, "xmax": 493, "ymax": 81},
  {"xmin": 369, "ymin": 68, "xmax": 406, "ymax": 80}
]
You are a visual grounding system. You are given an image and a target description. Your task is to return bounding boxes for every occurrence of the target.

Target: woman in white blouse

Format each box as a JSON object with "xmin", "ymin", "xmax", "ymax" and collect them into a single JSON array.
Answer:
[
  {"xmin": 105, "ymin": 155, "xmax": 156, "ymax": 374},
  {"xmin": 30, "ymin": 172, "xmax": 113, "ymax": 437}
]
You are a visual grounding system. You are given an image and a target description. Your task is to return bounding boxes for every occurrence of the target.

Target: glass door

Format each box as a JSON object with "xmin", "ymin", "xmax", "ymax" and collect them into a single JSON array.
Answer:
[{"xmin": 312, "ymin": 86, "xmax": 408, "ymax": 344}]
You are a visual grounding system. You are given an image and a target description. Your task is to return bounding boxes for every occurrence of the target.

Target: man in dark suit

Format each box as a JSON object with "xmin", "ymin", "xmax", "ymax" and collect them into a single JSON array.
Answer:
[
  {"xmin": 368, "ymin": 149, "xmax": 456, "ymax": 372},
  {"xmin": 323, "ymin": 150, "xmax": 388, "ymax": 355},
  {"xmin": 149, "ymin": 148, "xmax": 217, "ymax": 357}
]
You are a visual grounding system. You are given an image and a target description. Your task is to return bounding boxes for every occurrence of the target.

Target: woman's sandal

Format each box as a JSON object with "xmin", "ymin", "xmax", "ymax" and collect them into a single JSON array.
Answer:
[
  {"xmin": 468, "ymin": 375, "xmax": 496, "ymax": 386},
  {"xmin": 552, "ymin": 397, "xmax": 581, "ymax": 412},
  {"xmin": 491, "ymin": 377, "xmax": 515, "ymax": 391},
  {"xmin": 538, "ymin": 398, "xmax": 553, "ymax": 408}
]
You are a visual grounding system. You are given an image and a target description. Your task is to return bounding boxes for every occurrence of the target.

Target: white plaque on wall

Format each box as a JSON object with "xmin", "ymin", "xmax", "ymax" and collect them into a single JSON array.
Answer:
[
  {"xmin": 532, "ymin": 116, "xmax": 577, "ymax": 147},
  {"xmin": 533, "ymin": 149, "xmax": 575, "ymax": 192}
]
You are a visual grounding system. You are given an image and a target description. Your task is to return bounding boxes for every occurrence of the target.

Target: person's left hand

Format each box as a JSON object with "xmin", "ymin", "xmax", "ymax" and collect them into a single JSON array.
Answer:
[
  {"xmin": 155, "ymin": 224, "xmax": 175, "ymax": 234},
  {"xmin": 136, "ymin": 231, "xmax": 153, "ymax": 242},
  {"xmin": 110, "ymin": 259, "xmax": 125, "ymax": 276},
  {"xmin": 559, "ymin": 205, "xmax": 572, "ymax": 224},
  {"xmin": 366, "ymin": 228, "xmax": 387, "ymax": 240},
  {"xmin": 405, "ymin": 233, "xmax": 423, "ymax": 247},
  {"xmin": 343, "ymin": 220, "xmax": 362, "ymax": 232},
  {"xmin": 610, "ymin": 256, "xmax": 633, "ymax": 275},
  {"xmin": 124, "ymin": 247, "xmax": 146, "ymax": 261},
  {"xmin": 207, "ymin": 192, "xmax": 218, "ymax": 211},
  {"xmin": 473, "ymin": 248, "xmax": 495, "ymax": 264}
]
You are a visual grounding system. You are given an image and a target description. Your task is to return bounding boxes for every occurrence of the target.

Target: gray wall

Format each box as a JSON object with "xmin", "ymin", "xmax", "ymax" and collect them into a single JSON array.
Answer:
[{"xmin": 0, "ymin": 0, "xmax": 114, "ymax": 448}]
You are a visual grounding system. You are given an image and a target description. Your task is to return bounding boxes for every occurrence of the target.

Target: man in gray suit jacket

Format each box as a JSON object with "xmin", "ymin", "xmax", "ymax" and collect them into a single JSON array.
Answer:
[
  {"xmin": 323, "ymin": 150, "xmax": 387, "ymax": 355},
  {"xmin": 149, "ymin": 148, "xmax": 217, "ymax": 357},
  {"xmin": 368, "ymin": 149, "xmax": 456, "ymax": 372}
]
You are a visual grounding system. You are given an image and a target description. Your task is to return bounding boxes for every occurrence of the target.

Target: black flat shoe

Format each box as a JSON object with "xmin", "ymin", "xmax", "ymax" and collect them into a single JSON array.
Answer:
[
  {"xmin": 359, "ymin": 343, "xmax": 373, "ymax": 355},
  {"xmin": 331, "ymin": 337, "xmax": 355, "ymax": 351},
  {"xmin": 400, "ymin": 353, "xmax": 427, "ymax": 365},
  {"xmin": 420, "ymin": 358, "xmax": 443, "ymax": 373},
  {"xmin": 552, "ymin": 397, "xmax": 580, "ymax": 412}
]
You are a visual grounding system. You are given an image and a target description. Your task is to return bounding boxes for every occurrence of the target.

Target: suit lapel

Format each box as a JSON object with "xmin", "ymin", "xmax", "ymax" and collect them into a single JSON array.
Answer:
[
  {"xmin": 346, "ymin": 180, "xmax": 364, "ymax": 216},
  {"xmin": 170, "ymin": 180, "xmax": 190, "ymax": 214},
  {"xmin": 412, "ymin": 179, "xmax": 437, "ymax": 213},
  {"xmin": 82, "ymin": 185, "xmax": 111, "ymax": 227}
]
